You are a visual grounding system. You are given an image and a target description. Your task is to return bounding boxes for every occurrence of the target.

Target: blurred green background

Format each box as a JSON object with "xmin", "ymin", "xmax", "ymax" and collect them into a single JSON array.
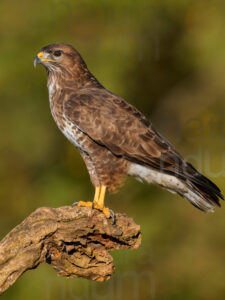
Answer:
[{"xmin": 1, "ymin": 0, "xmax": 225, "ymax": 299}]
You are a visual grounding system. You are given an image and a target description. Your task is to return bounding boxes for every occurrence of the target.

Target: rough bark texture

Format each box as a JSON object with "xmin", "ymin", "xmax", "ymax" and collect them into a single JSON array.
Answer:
[{"xmin": 0, "ymin": 206, "xmax": 141, "ymax": 296}]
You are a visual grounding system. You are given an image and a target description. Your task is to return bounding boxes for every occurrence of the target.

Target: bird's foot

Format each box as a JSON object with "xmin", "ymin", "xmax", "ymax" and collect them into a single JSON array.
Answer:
[
  {"xmin": 93, "ymin": 203, "xmax": 111, "ymax": 218},
  {"xmin": 72, "ymin": 201, "xmax": 93, "ymax": 208},
  {"xmin": 77, "ymin": 201, "xmax": 93, "ymax": 208},
  {"xmin": 72, "ymin": 201, "xmax": 116, "ymax": 223},
  {"xmin": 93, "ymin": 204, "xmax": 116, "ymax": 223}
]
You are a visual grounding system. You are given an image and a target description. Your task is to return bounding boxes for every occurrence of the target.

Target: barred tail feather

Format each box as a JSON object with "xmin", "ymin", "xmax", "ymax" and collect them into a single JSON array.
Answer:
[
  {"xmin": 179, "ymin": 188, "xmax": 216, "ymax": 212},
  {"xmin": 180, "ymin": 164, "xmax": 223, "ymax": 212},
  {"xmin": 128, "ymin": 163, "xmax": 223, "ymax": 212}
]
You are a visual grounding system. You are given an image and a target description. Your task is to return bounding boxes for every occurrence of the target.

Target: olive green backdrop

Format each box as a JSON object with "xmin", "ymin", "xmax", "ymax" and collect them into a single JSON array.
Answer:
[{"xmin": 0, "ymin": 0, "xmax": 225, "ymax": 299}]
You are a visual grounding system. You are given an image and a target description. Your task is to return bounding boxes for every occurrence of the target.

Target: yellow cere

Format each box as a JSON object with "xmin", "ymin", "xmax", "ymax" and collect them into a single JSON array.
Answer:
[
  {"xmin": 37, "ymin": 51, "xmax": 55, "ymax": 62},
  {"xmin": 37, "ymin": 51, "xmax": 44, "ymax": 59}
]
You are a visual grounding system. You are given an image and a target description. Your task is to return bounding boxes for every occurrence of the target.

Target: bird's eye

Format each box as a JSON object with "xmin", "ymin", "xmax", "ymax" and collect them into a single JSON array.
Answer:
[{"xmin": 53, "ymin": 50, "xmax": 62, "ymax": 57}]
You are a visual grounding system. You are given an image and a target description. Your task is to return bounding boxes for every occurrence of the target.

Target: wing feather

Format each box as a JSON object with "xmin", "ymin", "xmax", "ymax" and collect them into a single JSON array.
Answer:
[
  {"xmin": 63, "ymin": 88, "xmax": 177, "ymax": 170},
  {"xmin": 63, "ymin": 88, "xmax": 223, "ymax": 207}
]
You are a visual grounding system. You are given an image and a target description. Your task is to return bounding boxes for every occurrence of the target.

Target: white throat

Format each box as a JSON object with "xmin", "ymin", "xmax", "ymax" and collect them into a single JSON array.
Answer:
[{"xmin": 47, "ymin": 77, "xmax": 58, "ymax": 99}]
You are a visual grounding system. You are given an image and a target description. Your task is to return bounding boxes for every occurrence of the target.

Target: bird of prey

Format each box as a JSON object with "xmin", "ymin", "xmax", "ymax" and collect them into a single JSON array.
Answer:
[{"xmin": 34, "ymin": 43, "xmax": 223, "ymax": 218}]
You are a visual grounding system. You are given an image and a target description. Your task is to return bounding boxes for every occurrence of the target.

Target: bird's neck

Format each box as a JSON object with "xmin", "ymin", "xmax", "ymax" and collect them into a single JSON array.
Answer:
[
  {"xmin": 47, "ymin": 69, "xmax": 103, "ymax": 115},
  {"xmin": 47, "ymin": 66, "xmax": 102, "ymax": 93}
]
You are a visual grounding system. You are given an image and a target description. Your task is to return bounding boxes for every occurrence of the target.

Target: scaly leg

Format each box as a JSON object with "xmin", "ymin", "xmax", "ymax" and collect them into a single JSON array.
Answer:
[
  {"xmin": 93, "ymin": 185, "xmax": 110, "ymax": 218},
  {"xmin": 94, "ymin": 186, "xmax": 106, "ymax": 209},
  {"xmin": 93, "ymin": 186, "xmax": 101, "ymax": 203},
  {"xmin": 77, "ymin": 188, "xmax": 100, "ymax": 208},
  {"xmin": 77, "ymin": 185, "xmax": 111, "ymax": 218}
]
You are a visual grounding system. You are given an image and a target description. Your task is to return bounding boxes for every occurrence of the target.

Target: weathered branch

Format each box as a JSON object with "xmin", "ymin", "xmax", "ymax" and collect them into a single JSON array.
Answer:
[{"xmin": 0, "ymin": 206, "xmax": 141, "ymax": 296}]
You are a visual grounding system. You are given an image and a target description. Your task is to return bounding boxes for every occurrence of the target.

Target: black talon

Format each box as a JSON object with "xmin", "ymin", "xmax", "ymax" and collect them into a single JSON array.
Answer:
[{"xmin": 110, "ymin": 209, "xmax": 116, "ymax": 224}]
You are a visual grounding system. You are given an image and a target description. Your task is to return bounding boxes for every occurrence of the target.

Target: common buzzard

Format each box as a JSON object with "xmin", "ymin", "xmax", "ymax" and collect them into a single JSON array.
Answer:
[{"xmin": 34, "ymin": 43, "xmax": 223, "ymax": 218}]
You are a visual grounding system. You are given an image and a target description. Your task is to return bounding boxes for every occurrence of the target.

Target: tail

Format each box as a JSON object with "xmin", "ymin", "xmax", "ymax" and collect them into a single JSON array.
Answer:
[
  {"xmin": 179, "ymin": 163, "xmax": 224, "ymax": 212},
  {"xmin": 127, "ymin": 162, "xmax": 223, "ymax": 212}
]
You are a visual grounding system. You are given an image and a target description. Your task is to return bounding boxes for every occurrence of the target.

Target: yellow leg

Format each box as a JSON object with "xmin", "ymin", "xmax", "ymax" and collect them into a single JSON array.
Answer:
[
  {"xmin": 93, "ymin": 186, "xmax": 101, "ymax": 203},
  {"xmin": 93, "ymin": 185, "xmax": 110, "ymax": 218},
  {"xmin": 94, "ymin": 185, "xmax": 106, "ymax": 209},
  {"xmin": 77, "ymin": 185, "xmax": 110, "ymax": 218},
  {"xmin": 77, "ymin": 186, "xmax": 101, "ymax": 208}
]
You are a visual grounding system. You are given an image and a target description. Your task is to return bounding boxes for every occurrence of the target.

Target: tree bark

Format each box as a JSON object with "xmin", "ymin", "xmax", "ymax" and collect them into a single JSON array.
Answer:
[{"xmin": 0, "ymin": 206, "xmax": 141, "ymax": 296}]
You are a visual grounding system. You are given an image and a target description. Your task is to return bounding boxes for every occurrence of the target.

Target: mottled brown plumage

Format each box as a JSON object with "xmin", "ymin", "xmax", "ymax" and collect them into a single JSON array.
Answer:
[{"xmin": 34, "ymin": 43, "xmax": 223, "ymax": 214}]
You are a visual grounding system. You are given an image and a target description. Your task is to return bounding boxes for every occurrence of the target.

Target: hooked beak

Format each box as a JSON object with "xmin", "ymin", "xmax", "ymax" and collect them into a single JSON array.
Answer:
[
  {"xmin": 33, "ymin": 56, "xmax": 41, "ymax": 68},
  {"xmin": 33, "ymin": 51, "xmax": 55, "ymax": 68}
]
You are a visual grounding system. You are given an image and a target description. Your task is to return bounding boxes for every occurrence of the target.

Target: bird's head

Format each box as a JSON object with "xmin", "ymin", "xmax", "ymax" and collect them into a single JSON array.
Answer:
[
  {"xmin": 34, "ymin": 43, "xmax": 87, "ymax": 74},
  {"xmin": 34, "ymin": 43, "xmax": 101, "ymax": 88}
]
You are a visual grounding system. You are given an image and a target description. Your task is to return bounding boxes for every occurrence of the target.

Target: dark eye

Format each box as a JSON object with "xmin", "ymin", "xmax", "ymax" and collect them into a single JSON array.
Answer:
[{"xmin": 53, "ymin": 50, "xmax": 62, "ymax": 57}]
